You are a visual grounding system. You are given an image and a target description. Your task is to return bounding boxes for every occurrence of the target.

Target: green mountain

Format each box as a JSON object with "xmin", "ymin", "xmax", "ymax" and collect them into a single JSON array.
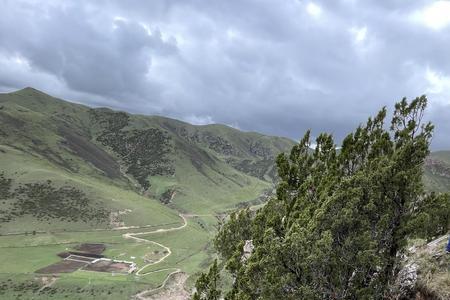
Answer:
[
  {"xmin": 0, "ymin": 87, "xmax": 294, "ymax": 232},
  {"xmin": 0, "ymin": 87, "xmax": 447, "ymax": 233}
]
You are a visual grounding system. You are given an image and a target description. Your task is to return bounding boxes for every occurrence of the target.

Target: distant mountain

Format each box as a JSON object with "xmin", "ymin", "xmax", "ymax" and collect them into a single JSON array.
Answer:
[
  {"xmin": 0, "ymin": 87, "xmax": 294, "ymax": 232},
  {"xmin": 424, "ymin": 151, "xmax": 450, "ymax": 192}
]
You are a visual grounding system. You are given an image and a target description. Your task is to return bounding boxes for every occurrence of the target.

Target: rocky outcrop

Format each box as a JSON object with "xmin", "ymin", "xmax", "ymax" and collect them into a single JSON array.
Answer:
[
  {"xmin": 242, "ymin": 240, "xmax": 254, "ymax": 262},
  {"xmin": 391, "ymin": 236, "xmax": 449, "ymax": 300},
  {"xmin": 425, "ymin": 158, "xmax": 450, "ymax": 179}
]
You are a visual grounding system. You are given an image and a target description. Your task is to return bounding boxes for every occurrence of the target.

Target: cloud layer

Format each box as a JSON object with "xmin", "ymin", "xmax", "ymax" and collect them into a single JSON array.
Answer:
[{"xmin": 1, "ymin": 0, "xmax": 449, "ymax": 148}]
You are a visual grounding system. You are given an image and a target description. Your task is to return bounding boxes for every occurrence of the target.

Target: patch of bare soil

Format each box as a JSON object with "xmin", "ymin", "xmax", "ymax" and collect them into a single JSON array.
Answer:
[
  {"xmin": 37, "ymin": 276, "xmax": 58, "ymax": 293},
  {"xmin": 57, "ymin": 252, "xmax": 71, "ymax": 259},
  {"xmin": 83, "ymin": 259, "xmax": 132, "ymax": 273},
  {"xmin": 74, "ymin": 243, "xmax": 106, "ymax": 255},
  {"xmin": 35, "ymin": 260, "xmax": 88, "ymax": 274},
  {"xmin": 135, "ymin": 272, "xmax": 190, "ymax": 300}
]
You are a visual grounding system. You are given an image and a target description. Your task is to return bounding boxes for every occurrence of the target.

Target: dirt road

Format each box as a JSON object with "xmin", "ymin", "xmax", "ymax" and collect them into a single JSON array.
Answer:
[{"xmin": 122, "ymin": 214, "xmax": 188, "ymax": 275}]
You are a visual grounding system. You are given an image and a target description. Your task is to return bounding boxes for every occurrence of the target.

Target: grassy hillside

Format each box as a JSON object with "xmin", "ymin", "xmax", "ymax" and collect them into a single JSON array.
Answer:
[
  {"xmin": 0, "ymin": 87, "xmax": 295, "ymax": 299},
  {"xmin": 0, "ymin": 88, "xmax": 295, "ymax": 220},
  {"xmin": 1, "ymin": 87, "xmax": 447, "ymax": 230}
]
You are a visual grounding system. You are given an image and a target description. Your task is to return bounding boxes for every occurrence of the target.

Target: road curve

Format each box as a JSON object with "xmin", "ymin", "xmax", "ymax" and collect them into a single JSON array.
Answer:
[
  {"xmin": 122, "ymin": 214, "xmax": 188, "ymax": 275},
  {"xmin": 124, "ymin": 213, "xmax": 216, "ymax": 298}
]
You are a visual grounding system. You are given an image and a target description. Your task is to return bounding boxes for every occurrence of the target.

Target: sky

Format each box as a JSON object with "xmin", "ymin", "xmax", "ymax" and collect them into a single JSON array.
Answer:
[{"xmin": 0, "ymin": 0, "xmax": 449, "ymax": 149}]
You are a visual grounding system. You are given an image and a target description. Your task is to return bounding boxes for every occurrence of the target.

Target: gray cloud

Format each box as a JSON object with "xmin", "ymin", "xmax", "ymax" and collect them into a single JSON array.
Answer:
[{"xmin": 0, "ymin": 0, "xmax": 449, "ymax": 149}]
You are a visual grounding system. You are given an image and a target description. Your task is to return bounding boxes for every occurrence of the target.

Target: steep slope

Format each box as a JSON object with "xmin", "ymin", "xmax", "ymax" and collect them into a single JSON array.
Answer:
[{"xmin": 0, "ymin": 87, "xmax": 295, "ymax": 231}]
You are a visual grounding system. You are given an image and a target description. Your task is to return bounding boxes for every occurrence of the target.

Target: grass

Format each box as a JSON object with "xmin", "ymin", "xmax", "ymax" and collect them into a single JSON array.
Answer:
[
  {"xmin": 0, "ymin": 272, "xmax": 169, "ymax": 300},
  {"xmin": 0, "ymin": 144, "xmax": 181, "ymax": 233},
  {"xmin": 168, "ymin": 153, "xmax": 272, "ymax": 214},
  {"xmin": 404, "ymin": 237, "xmax": 450, "ymax": 299},
  {"xmin": 0, "ymin": 215, "xmax": 220, "ymax": 299},
  {"xmin": 138, "ymin": 216, "xmax": 218, "ymax": 275}
]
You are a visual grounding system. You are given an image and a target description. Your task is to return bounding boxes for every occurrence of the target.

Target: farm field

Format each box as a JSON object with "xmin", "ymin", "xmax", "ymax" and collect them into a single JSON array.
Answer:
[{"xmin": 0, "ymin": 214, "xmax": 219, "ymax": 299}]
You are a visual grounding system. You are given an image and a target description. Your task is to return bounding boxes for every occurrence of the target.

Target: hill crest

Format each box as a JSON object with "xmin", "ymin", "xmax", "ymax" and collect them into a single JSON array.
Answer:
[{"xmin": 0, "ymin": 87, "xmax": 295, "ymax": 229}]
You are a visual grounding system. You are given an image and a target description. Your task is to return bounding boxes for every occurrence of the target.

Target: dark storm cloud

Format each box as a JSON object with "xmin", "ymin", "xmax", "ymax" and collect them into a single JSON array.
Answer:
[{"xmin": 0, "ymin": 0, "xmax": 449, "ymax": 148}]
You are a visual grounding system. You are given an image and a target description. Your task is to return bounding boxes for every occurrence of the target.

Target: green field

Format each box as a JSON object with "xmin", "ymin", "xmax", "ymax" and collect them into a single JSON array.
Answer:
[
  {"xmin": 0, "ymin": 144, "xmax": 181, "ymax": 234},
  {"xmin": 0, "ymin": 215, "xmax": 217, "ymax": 299}
]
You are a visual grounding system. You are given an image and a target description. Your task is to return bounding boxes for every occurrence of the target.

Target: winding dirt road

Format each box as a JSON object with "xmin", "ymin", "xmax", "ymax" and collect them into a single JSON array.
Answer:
[
  {"xmin": 122, "ymin": 214, "xmax": 188, "ymax": 275},
  {"xmin": 134, "ymin": 270, "xmax": 188, "ymax": 300},
  {"xmin": 123, "ymin": 213, "xmax": 214, "ymax": 299}
]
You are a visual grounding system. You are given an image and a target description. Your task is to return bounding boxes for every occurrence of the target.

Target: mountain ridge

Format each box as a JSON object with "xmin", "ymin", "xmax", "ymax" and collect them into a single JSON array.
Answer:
[
  {"xmin": 7, "ymin": 87, "xmax": 294, "ymax": 141},
  {"xmin": 0, "ymin": 87, "xmax": 295, "ymax": 233},
  {"xmin": 1, "ymin": 87, "xmax": 449, "ymax": 225}
]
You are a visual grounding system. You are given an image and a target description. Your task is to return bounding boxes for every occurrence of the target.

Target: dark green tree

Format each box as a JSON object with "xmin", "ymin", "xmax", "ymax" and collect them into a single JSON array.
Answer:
[
  {"xmin": 0, "ymin": 172, "xmax": 12, "ymax": 200},
  {"xmin": 214, "ymin": 209, "xmax": 252, "ymax": 273},
  {"xmin": 406, "ymin": 192, "xmax": 450, "ymax": 241},
  {"xmin": 193, "ymin": 259, "xmax": 222, "ymax": 300},
  {"xmin": 203, "ymin": 96, "xmax": 449, "ymax": 300}
]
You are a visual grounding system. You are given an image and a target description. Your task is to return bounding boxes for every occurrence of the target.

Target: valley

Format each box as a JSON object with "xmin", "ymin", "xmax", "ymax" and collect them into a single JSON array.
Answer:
[
  {"xmin": 1, "ymin": 88, "xmax": 449, "ymax": 299},
  {"xmin": 0, "ymin": 88, "xmax": 292, "ymax": 299}
]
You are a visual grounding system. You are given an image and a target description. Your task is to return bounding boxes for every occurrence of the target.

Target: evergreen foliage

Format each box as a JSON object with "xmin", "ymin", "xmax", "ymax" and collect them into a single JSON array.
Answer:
[
  {"xmin": 91, "ymin": 109, "xmax": 174, "ymax": 190},
  {"xmin": 0, "ymin": 172, "xmax": 12, "ymax": 200},
  {"xmin": 193, "ymin": 259, "xmax": 221, "ymax": 300},
  {"xmin": 196, "ymin": 96, "xmax": 450, "ymax": 299},
  {"xmin": 0, "ymin": 176, "xmax": 108, "ymax": 224}
]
